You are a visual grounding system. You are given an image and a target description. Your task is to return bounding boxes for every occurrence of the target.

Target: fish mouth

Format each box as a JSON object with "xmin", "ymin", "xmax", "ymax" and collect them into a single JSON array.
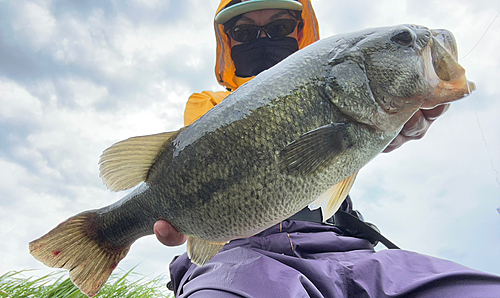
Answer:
[{"xmin": 421, "ymin": 29, "xmax": 475, "ymax": 109}]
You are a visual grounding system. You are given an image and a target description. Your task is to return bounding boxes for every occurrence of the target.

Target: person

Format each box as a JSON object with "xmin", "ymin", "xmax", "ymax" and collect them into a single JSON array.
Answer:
[{"xmin": 153, "ymin": 1, "xmax": 500, "ymax": 297}]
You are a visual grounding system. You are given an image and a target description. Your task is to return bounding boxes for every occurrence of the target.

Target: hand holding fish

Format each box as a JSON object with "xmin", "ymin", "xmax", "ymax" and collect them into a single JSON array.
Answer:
[
  {"xmin": 154, "ymin": 220, "xmax": 187, "ymax": 246},
  {"xmin": 383, "ymin": 103, "xmax": 451, "ymax": 152}
]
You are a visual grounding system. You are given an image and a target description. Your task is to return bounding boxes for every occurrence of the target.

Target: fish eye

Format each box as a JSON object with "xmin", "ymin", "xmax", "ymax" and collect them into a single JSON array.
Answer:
[{"xmin": 391, "ymin": 28, "xmax": 415, "ymax": 46}]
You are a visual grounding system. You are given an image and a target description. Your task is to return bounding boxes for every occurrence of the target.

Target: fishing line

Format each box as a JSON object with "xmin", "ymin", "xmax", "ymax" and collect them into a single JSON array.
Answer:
[
  {"xmin": 457, "ymin": 11, "xmax": 500, "ymax": 213},
  {"xmin": 472, "ymin": 98, "xmax": 500, "ymax": 187},
  {"xmin": 471, "ymin": 98, "xmax": 500, "ymax": 214},
  {"xmin": 459, "ymin": 11, "xmax": 499, "ymax": 61}
]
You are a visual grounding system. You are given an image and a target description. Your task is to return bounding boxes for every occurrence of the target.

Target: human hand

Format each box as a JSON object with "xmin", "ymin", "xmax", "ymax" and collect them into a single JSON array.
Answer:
[
  {"xmin": 154, "ymin": 220, "xmax": 188, "ymax": 246},
  {"xmin": 383, "ymin": 104, "xmax": 450, "ymax": 153}
]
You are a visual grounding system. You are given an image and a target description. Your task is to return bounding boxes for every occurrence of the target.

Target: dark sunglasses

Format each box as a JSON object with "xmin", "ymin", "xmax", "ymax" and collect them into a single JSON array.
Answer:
[{"xmin": 227, "ymin": 19, "xmax": 299, "ymax": 43}]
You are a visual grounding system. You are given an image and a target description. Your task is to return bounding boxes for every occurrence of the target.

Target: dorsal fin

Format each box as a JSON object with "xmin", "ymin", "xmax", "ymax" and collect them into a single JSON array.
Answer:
[
  {"xmin": 99, "ymin": 131, "xmax": 180, "ymax": 191},
  {"xmin": 309, "ymin": 172, "xmax": 358, "ymax": 221}
]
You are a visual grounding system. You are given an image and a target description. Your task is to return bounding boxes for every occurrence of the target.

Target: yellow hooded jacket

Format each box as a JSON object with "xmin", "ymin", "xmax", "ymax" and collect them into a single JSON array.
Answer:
[{"xmin": 184, "ymin": 0, "xmax": 320, "ymax": 125}]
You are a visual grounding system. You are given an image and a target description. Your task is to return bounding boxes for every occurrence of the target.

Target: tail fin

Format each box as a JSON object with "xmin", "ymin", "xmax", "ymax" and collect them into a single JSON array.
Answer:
[{"xmin": 29, "ymin": 212, "xmax": 131, "ymax": 297}]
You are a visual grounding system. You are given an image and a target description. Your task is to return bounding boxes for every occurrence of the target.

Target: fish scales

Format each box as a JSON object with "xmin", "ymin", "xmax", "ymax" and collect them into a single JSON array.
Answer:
[
  {"xmin": 29, "ymin": 24, "xmax": 474, "ymax": 297},
  {"xmin": 147, "ymin": 87, "xmax": 383, "ymax": 241},
  {"xmin": 93, "ymin": 70, "xmax": 389, "ymax": 248}
]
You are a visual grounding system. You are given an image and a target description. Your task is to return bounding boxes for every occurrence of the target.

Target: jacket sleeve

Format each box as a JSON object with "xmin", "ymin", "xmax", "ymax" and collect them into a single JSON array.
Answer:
[{"xmin": 184, "ymin": 90, "xmax": 231, "ymax": 126}]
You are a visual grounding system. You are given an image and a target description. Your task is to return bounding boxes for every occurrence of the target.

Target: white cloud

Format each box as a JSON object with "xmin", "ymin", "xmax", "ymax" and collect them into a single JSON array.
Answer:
[
  {"xmin": 52, "ymin": 9, "xmax": 126, "ymax": 75},
  {"xmin": 51, "ymin": 14, "xmax": 97, "ymax": 65},
  {"xmin": 0, "ymin": 79, "xmax": 43, "ymax": 120},
  {"xmin": 132, "ymin": 0, "xmax": 162, "ymax": 9},
  {"xmin": 11, "ymin": 1, "xmax": 56, "ymax": 51},
  {"xmin": 65, "ymin": 79, "xmax": 109, "ymax": 107}
]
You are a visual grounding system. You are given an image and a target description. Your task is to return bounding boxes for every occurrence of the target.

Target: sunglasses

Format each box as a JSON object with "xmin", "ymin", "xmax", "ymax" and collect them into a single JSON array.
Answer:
[{"xmin": 227, "ymin": 19, "xmax": 299, "ymax": 43}]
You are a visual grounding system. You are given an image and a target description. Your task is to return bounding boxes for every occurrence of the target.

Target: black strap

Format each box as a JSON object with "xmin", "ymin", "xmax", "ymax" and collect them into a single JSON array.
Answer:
[
  {"xmin": 287, "ymin": 207, "xmax": 335, "ymax": 224},
  {"xmin": 287, "ymin": 208, "xmax": 400, "ymax": 249},
  {"xmin": 333, "ymin": 210, "xmax": 400, "ymax": 249}
]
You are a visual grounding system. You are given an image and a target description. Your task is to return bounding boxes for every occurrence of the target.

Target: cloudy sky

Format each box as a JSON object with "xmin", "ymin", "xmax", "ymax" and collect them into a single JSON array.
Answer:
[{"xmin": 1, "ymin": 0, "xmax": 499, "ymax": 290}]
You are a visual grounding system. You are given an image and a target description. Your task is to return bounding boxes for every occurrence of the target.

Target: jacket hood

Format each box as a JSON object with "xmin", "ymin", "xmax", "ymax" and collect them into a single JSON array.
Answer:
[{"xmin": 214, "ymin": 0, "xmax": 320, "ymax": 91}]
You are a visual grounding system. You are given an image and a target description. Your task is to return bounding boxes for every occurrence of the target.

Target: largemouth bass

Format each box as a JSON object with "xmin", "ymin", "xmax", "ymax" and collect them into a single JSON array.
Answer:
[{"xmin": 30, "ymin": 24, "xmax": 474, "ymax": 297}]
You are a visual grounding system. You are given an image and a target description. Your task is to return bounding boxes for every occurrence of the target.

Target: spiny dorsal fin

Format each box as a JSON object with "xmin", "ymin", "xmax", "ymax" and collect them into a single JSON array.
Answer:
[
  {"xmin": 279, "ymin": 123, "xmax": 353, "ymax": 175},
  {"xmin": 187, "ymin": 236, "xmax": 227, "ymax": 266},
  {"xmin": 99, "ymin": 131, "xmax": 179, "ymax": 191},
  {"xmin": 309, "ymin": 172, "xmax": 358, "ymax": 222}
]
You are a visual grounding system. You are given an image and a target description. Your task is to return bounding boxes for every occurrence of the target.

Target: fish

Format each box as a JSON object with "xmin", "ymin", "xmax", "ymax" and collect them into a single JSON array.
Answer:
[{"xmin": 29, "ymin": 24, "xmax": 474, "ymax": 297}]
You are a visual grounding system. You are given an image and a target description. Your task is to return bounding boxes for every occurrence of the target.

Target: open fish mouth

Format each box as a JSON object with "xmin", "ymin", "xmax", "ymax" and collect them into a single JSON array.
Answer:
[{"xmin": 421, "ymin": 29, "xmax": 476, "ymax": 108}]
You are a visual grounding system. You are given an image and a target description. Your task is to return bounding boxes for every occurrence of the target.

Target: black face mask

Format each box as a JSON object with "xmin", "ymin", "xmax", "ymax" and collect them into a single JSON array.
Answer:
[{"xmin": 230, "ymin": 37, "xmax": 299, "ymax": 78}]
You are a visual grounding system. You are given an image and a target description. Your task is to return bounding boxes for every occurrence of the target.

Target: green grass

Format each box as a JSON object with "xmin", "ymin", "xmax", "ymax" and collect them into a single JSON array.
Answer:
[{"xmin": 0, "ymin": 269, "xmax": 173, "ymax": 298}]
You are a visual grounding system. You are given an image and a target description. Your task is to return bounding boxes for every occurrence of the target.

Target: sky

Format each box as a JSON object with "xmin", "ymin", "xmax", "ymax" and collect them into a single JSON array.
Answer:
[{"xmin": 1, "ymin": 0, "xmax": 499, "ymax": 291}]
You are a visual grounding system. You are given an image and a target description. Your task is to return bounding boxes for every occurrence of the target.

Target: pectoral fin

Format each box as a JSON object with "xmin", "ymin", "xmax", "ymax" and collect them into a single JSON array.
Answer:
[
  {"xmin": 187, "ymin": 237, "xmax": 227, "ymax": 266},
  {"xmin": 99, "ymin": 130, "xmax": 181, "ymax": 191},
  {"xmin": 309, "ymin": 172, "xmax": 358, "ymax": 222},
  {"xmin": 279, "ymin": 123, "xmax": 352, "ymax": 175}
]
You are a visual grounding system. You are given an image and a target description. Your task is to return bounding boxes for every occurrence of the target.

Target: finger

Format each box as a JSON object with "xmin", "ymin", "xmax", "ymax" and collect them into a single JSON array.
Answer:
[
  {"xmin": 400, "ymin": 110, "xmax": 430, "ymax": 138},
  {"xmin": 421, "ymin": 103, "xmax": 450, "ymax": 121},
  {"xmin": 383, "ymin": 104, "xmax": 450, "ymax": 153},
  {"xmin": 154, "ymin": 220, "xmax": 188, "ymax": 247},
  {"xmin": 384, "ymin": 113, "xmax": 429, "ymax": 153},
  {"xmin": 383, "ymin": 134, "xmax": 409, "ymax": 153}
]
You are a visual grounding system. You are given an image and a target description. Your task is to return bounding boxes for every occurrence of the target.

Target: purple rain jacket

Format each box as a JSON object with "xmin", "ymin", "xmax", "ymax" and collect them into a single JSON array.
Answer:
[
  {"xmin": 169, "ymin": 200, "xmax": 500, "ymax": 298},
  {"xmin": 169, "ymin": 220, "xmax": 500, "ymax": 297}
]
